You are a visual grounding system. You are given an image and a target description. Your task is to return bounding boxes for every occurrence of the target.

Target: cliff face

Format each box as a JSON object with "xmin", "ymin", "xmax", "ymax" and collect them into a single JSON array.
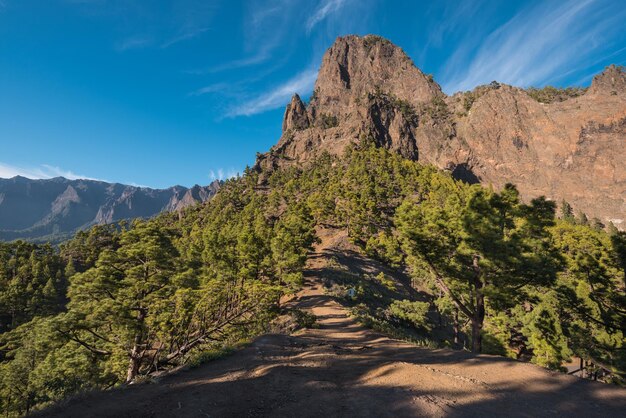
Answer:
[
  {"xmin": 452, "ymin": 65, "xmax": 626, "ymax": 227},
  {"xmin": 258, "ymin": 35, "xmax": 626, "ymax": 228},
  {"xmin": 0, "ymin": 177, "xmax": 220, "ymax": 241}
]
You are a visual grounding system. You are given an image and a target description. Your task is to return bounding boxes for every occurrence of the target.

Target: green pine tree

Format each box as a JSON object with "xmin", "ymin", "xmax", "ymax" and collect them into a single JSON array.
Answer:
[{"xmin": 396, "ymin": 184, "xmax": 560, "ymax": 353}]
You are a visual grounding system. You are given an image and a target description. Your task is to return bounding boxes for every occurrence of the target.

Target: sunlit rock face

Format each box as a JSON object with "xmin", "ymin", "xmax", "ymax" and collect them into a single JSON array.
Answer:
[{"xmin": 257, "ymin": 35, "xmax": 626, "ymax": 228}]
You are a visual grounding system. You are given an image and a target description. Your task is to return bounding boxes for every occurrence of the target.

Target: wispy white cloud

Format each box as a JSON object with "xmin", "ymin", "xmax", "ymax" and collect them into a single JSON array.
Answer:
[
  {"xmin": 188, "ymin": 57, "xmax": 293, "ymax": 98},
  {"xmin": 0, "ymin": 163, "xmax": 103, "ymax": 181},
  {"xmin": 91, "ymin": 1, "xmax": 216, "ymax": 52},
  {"xmin": 415, "ymin": 0, "xmax": 485, "ymax": 67},
  {"xmin": 126, "ymin": 182, "xmax": 150, "ymax": 188},
  {"xmin": 194, "ymin": 50, "xmax": 273, "ymax": 74},
  {"xmin": 197, "ymin": 0, "xmax": 293, "ymax": 74},
  {"xmin": 227, "ymin": 67, "xmax": 318, "ymax": 117},
  {"xmin": 441, "ymin": 0, "xmax": 626, "ymax": 93},
  {"xmin": 114, "ymin": 36, "xmax": 152, "ymax": 52},
  {"xmin": 208, "ymin": 168, "xmax": 239, "ymax": 181},
  {"xmin": 190, "ymin": 0, "xmax": 373, "ymax": 117},
  {"xmin": 189, "ymin": 82, "xmax": 232, "ymax": 96},
  {"xmin": 161, "ymin": 27, "xmax": 210, "ymax": 49},
  {"xmin": 306, "ymin": 0, "xmax": 347, "ymax": 33},
  {"xmin": 116, "ymin": 27, "xmax": 209, "ymax": 52},
  {"xmin": 250, "ymin": 4, "xmax": 281, "ymax": 26}
]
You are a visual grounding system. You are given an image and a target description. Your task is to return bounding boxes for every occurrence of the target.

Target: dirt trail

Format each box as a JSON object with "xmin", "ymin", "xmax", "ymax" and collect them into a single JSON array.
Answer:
[{"xmin": 41, "ymin": 228, "xmax": 626, "ymax": 417}]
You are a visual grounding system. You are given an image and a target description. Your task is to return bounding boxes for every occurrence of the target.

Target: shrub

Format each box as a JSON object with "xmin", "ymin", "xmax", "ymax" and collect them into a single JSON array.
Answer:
[
  {"xmin": 363, "ymin": 35, "xmax": 390, "ymax": 49},
  {"xmin": 388, "ymin": 300, "xmax": 430, "ymax": 331},
  {"xmin": 318, "ymin": 113, "xmax": 339, "ymax": 129},
  {"xmin": 526, "ymin": 86, "xmax": 587, "ymax": 104},
  {"xmin": 291, "ymin": 309, "xmax": 318, "ymax": 329},
  {"xmin": 187, "ymin": 340, "xmax": 250, "ymax": 369},
  {"xmin": 419, "ymin": 96, "xmax": 449, "ymax": 121},
  {"xmin": 351, "ymin": 303, "xmax": 438, "ymax": 347},
  {"xmin": 365, "ymin": 231, "xmax": 404, "ymax": 268},
  {"xmin": 374, "ymin": 272, "xmax": 397, "ymax": 291}
]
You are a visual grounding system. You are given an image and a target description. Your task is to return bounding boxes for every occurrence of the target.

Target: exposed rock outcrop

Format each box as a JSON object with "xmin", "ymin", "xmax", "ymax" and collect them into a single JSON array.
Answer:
[
  {"xmin": 589, "ymin": 64, "xmax": 626, "ymax": 95},
  {"xmin": 282, "ymin": 94, "xmax": 310, "ymax": 132},
  {"xmin": 313, "ymin": 35, "xmax": 442, "ymax": 115},
  {"xmin": 257, "ymin": 35, "xmax": 626, "ymax": 228}
]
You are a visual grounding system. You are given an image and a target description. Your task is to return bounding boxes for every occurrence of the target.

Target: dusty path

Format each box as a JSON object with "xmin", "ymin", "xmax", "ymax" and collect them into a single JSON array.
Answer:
[{"xmin": 41, "ymin": 229, "xmax": 626, "ymax": 417}]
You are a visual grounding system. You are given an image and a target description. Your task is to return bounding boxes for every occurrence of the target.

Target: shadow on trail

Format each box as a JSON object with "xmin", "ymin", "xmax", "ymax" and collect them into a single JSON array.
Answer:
[
  {"xmin": 39, "ymin": 329, "xmax": 626, "ymax": 418},
  {"xmin": 305, "ymin": 247, "xmax": 425, "ymax": 302}
]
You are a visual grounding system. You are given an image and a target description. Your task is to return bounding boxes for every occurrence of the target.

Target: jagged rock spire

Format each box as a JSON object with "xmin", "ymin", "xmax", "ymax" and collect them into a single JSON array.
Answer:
[{"xmin": 282, "ymin": 93, "xmax": 309, "ymax": 132}]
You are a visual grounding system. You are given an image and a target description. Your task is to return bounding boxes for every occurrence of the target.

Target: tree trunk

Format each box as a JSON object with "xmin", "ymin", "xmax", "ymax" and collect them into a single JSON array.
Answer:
[
  {"xmin": 126, "ymin": 351, "xmax": 141, "ymax": 383},
  {"xmin": 471, "ymin": 290, "xmax": 485, "ymax": 353},
  {"xmin": 471, "ymin": 255, "xmax": 485, "ymax": 353},
  {"xmin": 471, "ymin": 315, "xmax": 483, "ymax": 353},
  {"xmin": 126, "ymin": 309, "xmax": 146, "ymax": 383},
  {"xmin": 453, "ymin": 307, "xmax": 459, "ymax": 346},
  {"xmin": 580, "ymin": 357, "xmax": 584, "ymax": 378}
]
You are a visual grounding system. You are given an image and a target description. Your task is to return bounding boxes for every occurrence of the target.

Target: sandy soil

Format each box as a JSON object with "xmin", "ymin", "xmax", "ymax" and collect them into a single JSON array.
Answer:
[{"xmin": 39, "ymin": 228, "xmax": 626, "ymax": 417}]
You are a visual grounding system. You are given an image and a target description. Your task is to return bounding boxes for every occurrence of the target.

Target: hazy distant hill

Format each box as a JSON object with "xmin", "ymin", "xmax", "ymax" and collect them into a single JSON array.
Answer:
[{"xmin": 0, "ymin": 176, "xmax": 220, "ymax": 242}]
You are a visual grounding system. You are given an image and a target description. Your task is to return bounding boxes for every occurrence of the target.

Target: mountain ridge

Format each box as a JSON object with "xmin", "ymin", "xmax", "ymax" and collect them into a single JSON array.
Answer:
[
  {"xmin": 256, "ymin": 34, "xmax": 626, "ymax": 228},
  {"xmin": 0, "ymin": 176, "xmax": 220, "ymax": 242}
]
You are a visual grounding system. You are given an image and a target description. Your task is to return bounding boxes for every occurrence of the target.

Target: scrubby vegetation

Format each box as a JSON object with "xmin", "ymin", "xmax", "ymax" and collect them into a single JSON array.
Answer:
[
  {"xmin": 457, "ymin": 81, "xmax": 501, "ymax": 115},
  {"xmin": 365, "ymin": 89, "xmax": 419, "ymax": 125},
  {"xmin": 1, "ymin": 141, "xmax": 625, "ymax": 415},
  {"xmin": 318, "ymin": 113, "xmax": 339, "ymax": 129},
  {"xmin": 526, "ymin": 86, "xmax": 587, "ymax": 103},
  {"xmin": 265, "ymin": 142, "xmax": 625, "ymax": 381},
  {"xmin": 418, "ymin": 95, "xmax": 450, "ymax": 121},
  {"xmin": 266, "ymin": 143, "xmax": 624, "ymax": 380},
  {"xmin": 0, "ymin": 242, "xmax": 67, "ymax": 333},
  {"xmin": 363, "ymin": 34, "xmax": 391, "ymax": 49}
]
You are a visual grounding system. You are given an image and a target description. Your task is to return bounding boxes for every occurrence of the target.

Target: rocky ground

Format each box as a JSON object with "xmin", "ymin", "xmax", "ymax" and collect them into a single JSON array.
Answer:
[{"xmin": 40, "ymin": 229, "xmax": 626, "ymax": 418}]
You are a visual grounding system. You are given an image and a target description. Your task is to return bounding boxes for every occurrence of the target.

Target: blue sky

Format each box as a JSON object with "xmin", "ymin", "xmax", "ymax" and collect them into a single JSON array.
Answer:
[{"xmin": 1, "ymin": 0, "xmax": 625, "ymax": 188}]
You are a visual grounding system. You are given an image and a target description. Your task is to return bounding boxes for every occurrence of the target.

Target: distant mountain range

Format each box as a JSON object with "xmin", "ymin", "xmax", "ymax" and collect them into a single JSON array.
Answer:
[{"xmin": 0, "ymin": 176, "xmax": 220, "ymax": 242}]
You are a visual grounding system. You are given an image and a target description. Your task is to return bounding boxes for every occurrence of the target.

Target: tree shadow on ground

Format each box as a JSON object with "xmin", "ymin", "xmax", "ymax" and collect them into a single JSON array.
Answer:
[
  {"xmin": 39, "ymin": 280, "xmax": 626, "ymax": 418},
  {"xmin": 38, "ymin": 327, "xmax": 626, "ymax": 418}
]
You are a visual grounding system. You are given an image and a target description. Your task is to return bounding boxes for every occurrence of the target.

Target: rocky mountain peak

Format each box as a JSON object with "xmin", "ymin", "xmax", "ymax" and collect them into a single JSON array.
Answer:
[
  {"xmin": 282, "ymin": 93, "xmax": 309, "ymax": 132},
  {"xmin": 258, "ymin": 35, "xmax": 626, "ymax": 230},
  {"xmin": 264, "ymin": 35, "xmax": 453, "ymax": 167},
  {"xmin": 313, "ymin": 35, "xmax": 442, "ymax": 116},
  {"xmin": 589, "ymin": 64, "xmax": 626, "ymax": 95}
]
